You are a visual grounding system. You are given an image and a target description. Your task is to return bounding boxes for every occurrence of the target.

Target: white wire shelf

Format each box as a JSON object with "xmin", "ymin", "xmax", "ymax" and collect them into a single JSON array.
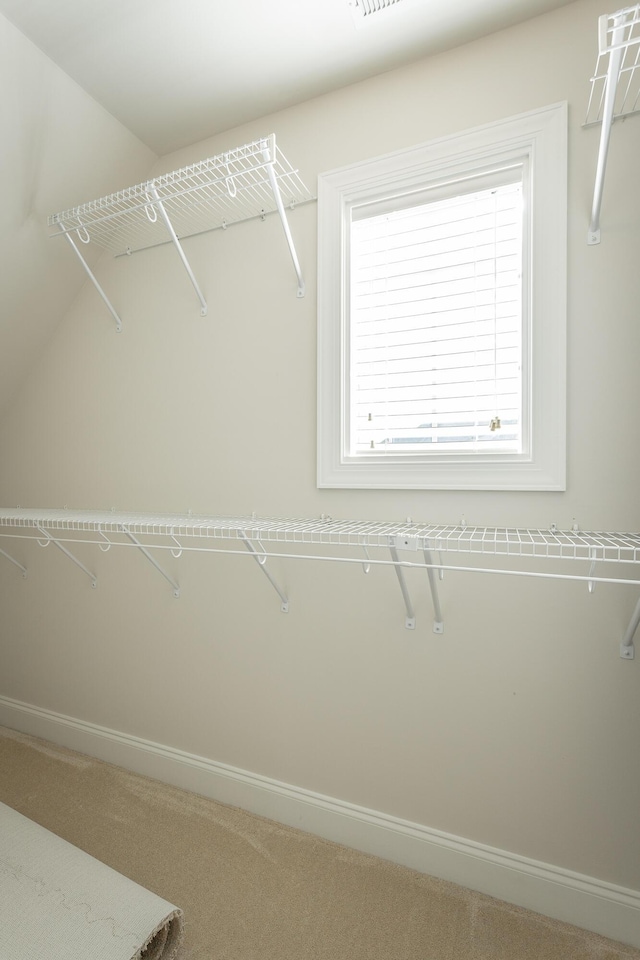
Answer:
[
  {"xmin": 1, "ymin": 508, "xmax": 638, "ymax": 656},
  {"xmin": 47, "ymin": 134, "xmax": 315, "ymax": 327},
  {"xmin": 585, "ymin": 4, "xmax": 640, "ymax": 126},
  {"xmin": 1, "ymin": 507, "xmax": 640, "ymax": 563},
  {"xmin": 48, "ymin": 136, "xmax": 314, "ymax": 256}
]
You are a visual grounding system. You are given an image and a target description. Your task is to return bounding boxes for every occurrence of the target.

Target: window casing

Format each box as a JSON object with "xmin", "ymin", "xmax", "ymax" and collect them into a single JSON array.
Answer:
[{"xmin": 317, "ymin": 103, "xmax": 567, "ymax": 490}]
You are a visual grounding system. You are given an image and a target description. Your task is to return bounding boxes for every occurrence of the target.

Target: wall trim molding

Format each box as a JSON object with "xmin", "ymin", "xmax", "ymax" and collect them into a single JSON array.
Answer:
[{"xmin": 1, "ymin": 693, "xmax": 638, "ymax": 949}]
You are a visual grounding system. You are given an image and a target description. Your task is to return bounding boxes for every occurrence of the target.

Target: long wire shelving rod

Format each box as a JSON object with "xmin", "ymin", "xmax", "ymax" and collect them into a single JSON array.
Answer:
[
  {"xmin": 48, "ymin": 135, "xmax": 315, "ymax": 326},
  {"xmin": 1, "ymin": 508, "xmax": 639, "ymax": 658}
]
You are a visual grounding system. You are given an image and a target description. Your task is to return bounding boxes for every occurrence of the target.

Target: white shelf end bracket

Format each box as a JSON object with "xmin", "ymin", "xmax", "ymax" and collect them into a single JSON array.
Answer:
[
  {"xmin": 621, "ymin": 594, "xmax": 639, "ymax": 659},
  {"xmin": 37, "ymin": 526, "xmax": 96, "ymax": 588},
  {"xmin": 424, "ymin": 548, "xmax": 444, "ymax": 634},
  {"xmin": 241, "ymin": 534, "xmax": 289, "ymax": 612},
  {"xmin": 121, "ymin": 527, "xmax": 180, "ymax": 598},
  {"xmin": 390, "ymin": 543, "xmax": 416, "ymax": 630},
  {"xmin": 57, "ymin": 225, "xmax": 123, "ymax": 331},
  {"xmin": 588, "ymin": 10, "xmax": 631, "ymax": 244},
  {"xmin": 0, "ymin": 547, "xmax": 27, "ymax": 578},
  {"xmin": 262, "ymin": 136, "xmax": 306, "ymax": 298},
  {"xmin": 147, "ymin": 184, "xmax": 208, "ymax": 316}
]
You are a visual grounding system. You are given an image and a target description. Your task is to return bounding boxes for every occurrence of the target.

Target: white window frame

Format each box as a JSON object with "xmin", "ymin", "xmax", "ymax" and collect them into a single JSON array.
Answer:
[{"xmin": 317, "ymin": 102, "xmax": 567, "ymax": 491}]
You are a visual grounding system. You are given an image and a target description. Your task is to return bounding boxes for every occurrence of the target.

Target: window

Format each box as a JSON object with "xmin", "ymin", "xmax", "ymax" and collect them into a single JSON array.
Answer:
[{"xmin": 317, "ymin": 103, "xmax": 567, "ymax": 490}]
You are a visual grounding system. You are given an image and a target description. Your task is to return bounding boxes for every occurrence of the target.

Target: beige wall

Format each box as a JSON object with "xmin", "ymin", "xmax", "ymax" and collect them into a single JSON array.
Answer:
[
  {"xmin": 1, "ymin": 0, "xmax": 639, "ymax": 896},
  {"xmin": 0, "ymin": 14, "xmax": 156, "ymax": 412}
]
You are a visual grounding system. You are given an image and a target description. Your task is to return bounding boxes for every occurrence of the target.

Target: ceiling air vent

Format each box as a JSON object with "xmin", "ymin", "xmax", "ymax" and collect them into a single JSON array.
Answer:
[{"xmin": 348, "ymin": 0, "xmax": 405, "ymax": 25}]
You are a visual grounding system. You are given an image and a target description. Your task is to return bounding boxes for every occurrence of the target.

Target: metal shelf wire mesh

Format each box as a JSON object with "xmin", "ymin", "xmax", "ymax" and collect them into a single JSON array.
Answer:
[
  {"xmin": 48, "ymin": 135, "xmax": 315, "ymax": 256},
  {"xmin": 585, "ymin": 4, "xmax": 640, "ymax": 125},
  {"xmin": 1, "ymin": 509, "xmax": 639, "ymax": 567}
]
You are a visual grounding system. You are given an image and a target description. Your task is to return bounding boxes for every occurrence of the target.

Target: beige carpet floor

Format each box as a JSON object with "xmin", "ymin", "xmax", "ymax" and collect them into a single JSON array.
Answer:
[{"xmin": 0, "ymin": 725, "xmax": 638, "ymax": 960}]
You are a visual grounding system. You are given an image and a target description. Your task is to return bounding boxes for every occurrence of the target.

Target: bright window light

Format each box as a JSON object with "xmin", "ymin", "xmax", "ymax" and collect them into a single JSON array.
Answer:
[{"xmin": 349, "ymin": 173, "xmax": 524, "ymax": 457}]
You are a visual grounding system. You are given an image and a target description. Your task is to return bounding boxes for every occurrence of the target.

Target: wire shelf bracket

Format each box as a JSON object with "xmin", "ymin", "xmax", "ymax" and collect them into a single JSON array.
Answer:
[
  {"xmin": 241, "ymin": 533, "xmax": 289, "ymax": 612},
  {"xmin": 48, "ymin": 134, "xmax": 314, "ymax": 326},
  {"xmin": 391, "ymin": 532, "xmax": 444, "ymax": 633},
  {"xmin": 57, "ymin": 224, "xmax": 123, "ymax": 331},
  {"xmin": 146, "ymin": 184, "xmax": 208, "ymax": 317},
  {"xmin": 621, "ymin": 594, "xmax": 639, "ymax": 658},
  {"xmin": 585, "ymin": 5, "xmax": 640, "ymax": 243},
  {"xmin": 0, "ymin": 547, "xmax": 27, "ymax": 578},
  {"xmin": 120, "ymin": 526, "xmax": 180, "ymax": 598},
  {"xmin": 3, "ymin": 509, "xmax": 640, "ymax": 657},
  {"xmin": 424, "ymin": 547, "xmax": 444, "ymax": 633},
  {"xmin": 36, "ymin": 526, "xmax": 96, "ymax": 588},
  {"xmin": 389, "ymin": 542, "xmax": 416, "ymax": 629}
]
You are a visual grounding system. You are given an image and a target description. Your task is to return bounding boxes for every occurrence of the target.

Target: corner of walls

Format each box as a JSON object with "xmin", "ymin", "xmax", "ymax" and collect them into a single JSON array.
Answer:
[{"xmin": 0, "ymin": 9, "xmax": 157, "ymax": 426}]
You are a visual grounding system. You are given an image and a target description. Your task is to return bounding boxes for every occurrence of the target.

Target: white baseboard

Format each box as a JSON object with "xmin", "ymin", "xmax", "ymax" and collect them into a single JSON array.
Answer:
[{"xmin": 1, "ymin": 693, "xmax": 638, "ymax": 949}]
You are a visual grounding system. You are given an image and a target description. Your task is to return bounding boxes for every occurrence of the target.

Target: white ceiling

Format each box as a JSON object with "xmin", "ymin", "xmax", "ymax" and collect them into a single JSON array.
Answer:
[{"xmin": 0, "ymin": 0, "xmax": 575, "ymax": 156}]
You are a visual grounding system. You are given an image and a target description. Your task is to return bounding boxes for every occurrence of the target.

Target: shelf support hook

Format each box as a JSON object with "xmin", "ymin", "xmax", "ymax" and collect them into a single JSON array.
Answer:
[
  {"xmin": 146, "ymin": 184, "xmax": 208, "ymax": 317},
  {"xmin": 261, "ymin": 136, "xmax": 306, "ymax": 298},
  {"xmin": 424, "ymin": 548, "xmax": 444, "ymax": 634},
  {"xmin": 56, "ymin": 224, "xmax": 123, "ymax": 331},
  {"xmin": 389, "ymin": 544, "xmax": 415, "ymax": 630},
  {"xmin": 241, "ymin": 533, "xmax": 289, "ymax": 612},
  {"xmin": 0, "ymin": 547, "xmax": 27, "ymax": 578},
  {"xmin": 36, "ymin": 526, "xmax": 96, "ymax": 588},
  {"xmin": 120, "ymin": 526, "xmax": 180, "ymax": 598}
]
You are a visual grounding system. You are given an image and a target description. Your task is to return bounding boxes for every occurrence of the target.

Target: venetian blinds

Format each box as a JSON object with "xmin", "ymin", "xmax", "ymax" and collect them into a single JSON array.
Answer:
[{"xmin": 348, "ymin": 167, "xmax": 524, "ymax": 457}]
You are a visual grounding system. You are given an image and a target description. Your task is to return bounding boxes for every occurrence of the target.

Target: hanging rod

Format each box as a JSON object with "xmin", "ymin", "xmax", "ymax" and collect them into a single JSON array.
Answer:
[
  {"xmin": 585, "ymin": 5, "xmax": 640, "ymax": 244},
  {"xmin": 112, "ymin": 200, "xmax": 316, "ymax": 259},
  {"xmin": 48, "ymin": 134, "xmax": 315, "ymax": 324},
  {"xmin": 1, "ymin": 508, "xmax": 639, "ymax": 657}
]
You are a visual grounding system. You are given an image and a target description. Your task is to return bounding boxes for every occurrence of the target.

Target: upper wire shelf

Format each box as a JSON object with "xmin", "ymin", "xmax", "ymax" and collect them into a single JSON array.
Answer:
[
  {"xmin": 47, "ymin": 134, "xmax": 314, "ymax": 327},
  {"xmin": 48, "ymin": 136, "xmax": 314, "ymax": 257}
]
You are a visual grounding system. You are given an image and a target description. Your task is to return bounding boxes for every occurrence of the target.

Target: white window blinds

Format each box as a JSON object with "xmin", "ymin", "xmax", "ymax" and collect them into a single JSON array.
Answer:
[{"xmin": 349, "ymin": 169, "xmax": 524, "ymax": 456}]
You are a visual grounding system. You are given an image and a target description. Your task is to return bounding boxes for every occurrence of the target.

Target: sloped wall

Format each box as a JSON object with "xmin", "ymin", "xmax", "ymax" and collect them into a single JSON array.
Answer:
[
  {"xmin": 0, "ymin": 13, "xmax": 155, "ymax": 413},
  {"xmin": 0, "ymin": 0, "xmax": 639, "ymax": 914}
]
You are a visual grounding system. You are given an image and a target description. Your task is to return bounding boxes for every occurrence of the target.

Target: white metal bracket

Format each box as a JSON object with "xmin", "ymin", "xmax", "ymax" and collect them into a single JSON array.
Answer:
[
  {"xmin": 392, "ymin": 534, "xmax": 444, "ymax": 633},
  {"xmin": 587, "ymin": 7, "xmax": 640, "ymax": 243},
  {"xmin": 424, "ymin": 548, "xmax": 444, "ymax": 634},
  {"xmin": 57, "ymin": 224, "xmax": 123, "ymax": 330},
  {"xmin": 0, "ymin": 547, "xmax": 27, "ymax": 578},
  {"xmin": 620, "ymin": 594, "xmax": 639, "ymax": 659},
  {"xmin": 587, "ymin": 17, "xmax": 622, "ymax": 246},
  {"xmin": 389, "ymin": 544, "xmax": 415, "ymax": 629},
  {"xmin": 37, "ymin": 526, "xmax": 96, "ymax": 587},
  {"xmin": 146, "ymin": 184, "xmax": 208, "ymax": 316},
  {"xmin": 241, "ymin": 533, "xmax": 289, "ymax": 612},
  {"xmin": 120, "ymin": 527, "xmax": 180, "ymax": 598},
  {"xmin": 262, "ymin": 136, "xmax": 306, "ymax": 298}
]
